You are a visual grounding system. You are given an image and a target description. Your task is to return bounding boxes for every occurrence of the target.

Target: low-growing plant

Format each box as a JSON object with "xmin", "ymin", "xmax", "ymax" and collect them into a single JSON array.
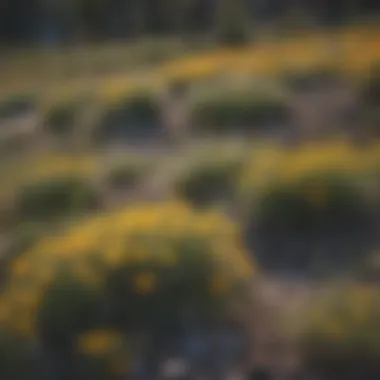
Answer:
[
  {"xmin": 175, "ymin": 158, "xmax": 244, "ymax": 208},
  {"xmin": 239, "ymin": 141, "xmax": 380, "ymax": 276},
  {"xmin": 43, "ymin": 102, "xmax": 81, "ymax": 137},
  {"xmin": 297, "ymin": 283, "xmax": 380, "ymax": 380},
  {"xmin": 190, "ymin": 81, "xmax": 290, "ymax": 136},
  {"xmin": 94, "ymin": 92, "xmax": 162, "ymax": 144},
  {"xmin": 15, "ymin": 176, "xmax": 100, "ymax": 222},
  {"xmin": 0, "ymin": 202, "xmax": 255, "ymax": 379},
  {"xmin": 0, "ymin": 95, "xmax": 36, "ymax": 121}
]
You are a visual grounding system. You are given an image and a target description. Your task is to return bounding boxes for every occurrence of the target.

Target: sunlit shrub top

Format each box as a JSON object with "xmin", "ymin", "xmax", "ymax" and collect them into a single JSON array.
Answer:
[
  {"xmin": 0, "ymin": 154, "xmax": 100, "ymax": 204},
  {"xmin": 0, "ymin": 201, "xmax": 255, "ymax": 338},
  {"xmin": 240, "ymin": 140, "xmax": 380, "ymax": 198}
]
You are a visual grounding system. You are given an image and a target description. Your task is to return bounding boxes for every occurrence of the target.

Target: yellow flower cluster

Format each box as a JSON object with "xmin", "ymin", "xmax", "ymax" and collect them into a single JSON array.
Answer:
[{"xmin": 0, "ymin": 201, "xmax": 255, "ymax": 339}]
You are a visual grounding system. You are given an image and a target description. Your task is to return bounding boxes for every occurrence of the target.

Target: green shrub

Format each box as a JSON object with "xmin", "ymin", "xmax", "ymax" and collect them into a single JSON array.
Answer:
[
  {"xmin": 95, "ymin": 93, "xmax": 161, "ymax": 144},
  {"xmin": 43, "ymin": 103, "xmax": 80, "ymax": 136},
  {"xmin": 0, "ymin": 203, "xmax": 254, "ymax": 379},
  {"xmin": 246, "ymin": 172, "xmax": 376, "ymax": 275},
  {"xmin": 15, "ymin": 177, "xmax": 99, "ymax": 222},
  {"xmin": 298, "ymin": 284, "xmax": 380, "ymax": 380},
  {"xmin": 190, "ymin": 83, "xmax": 289, "ymax": 136},
  {"xmin": 175, "ymin": 158, "xmax": 244, "ymax": 207},
  {"xmin": 0, "ymin": 95, "xmax": 36, "ymax": 121},
  {"xmin": 37, "ymin": 269, "xmax": 103, "ymax": 345}
]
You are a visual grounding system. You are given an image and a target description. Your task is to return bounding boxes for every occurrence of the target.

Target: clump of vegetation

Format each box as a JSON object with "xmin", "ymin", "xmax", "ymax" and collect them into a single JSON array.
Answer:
[
  {"xmin": 0, "ymin": 95, "xmax": 36, "ymax": 121},
  {"xmin": 190, "ymin": 79, "xmax": 290, "ymax": 136},
  {"xmin": 239, "ymin": 141, "xmax": 380, "ymax": 275},
  {"xmin": 175, "ymin": 157, "xmax": 244, "ymax": 208},
  {"xmin": 297, "ymin": 283, "xmax": 380, "ymax": 380},
  {"xmin": 95, "ymin": 91, "xmax": 162, "ymax": 144},
  {"xmin": 14, "ymin": 176, "xmax": 100, "ymax": 223},
  {"xmin": 43, "ymin": 102, "xmax": 81, "ymax": 137},
  {"xmin": 0, "ymin": 202, "xmax": 254, "ymax": 379}
]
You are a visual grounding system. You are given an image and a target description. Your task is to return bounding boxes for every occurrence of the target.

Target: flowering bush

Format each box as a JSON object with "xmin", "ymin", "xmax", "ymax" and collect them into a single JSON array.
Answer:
[
  {"xmin": 0, "ymin": 202, "xmax": 254, "ymax": 378},
  {"xmin": 239, "ymin": 141, "xmax": 380, "ymax": 274}
]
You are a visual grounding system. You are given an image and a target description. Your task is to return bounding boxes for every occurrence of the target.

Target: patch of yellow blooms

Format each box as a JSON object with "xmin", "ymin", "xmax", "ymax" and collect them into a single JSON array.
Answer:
[{"xmin": 0, "ymin": 201, "xmax": 255, "ymax": 339}]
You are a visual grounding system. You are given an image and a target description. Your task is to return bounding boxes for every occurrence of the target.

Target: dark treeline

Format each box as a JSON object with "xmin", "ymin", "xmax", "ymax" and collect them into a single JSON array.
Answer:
[{"xmin": 0, "ymin": 0, "xmax": 380, "ymax": 46}]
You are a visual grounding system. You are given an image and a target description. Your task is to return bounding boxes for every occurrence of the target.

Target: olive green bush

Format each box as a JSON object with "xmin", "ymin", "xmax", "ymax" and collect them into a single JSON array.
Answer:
[
  {"xmin": 0, "ymin": 203, "xmax": 254, "ymax": 380},
  {"xmin": 298, "ymin": 283, "xmax": 380, "ymax": 380},
  {"xmin": 190, "ymin": 82, "xmax": 289, "ymax": 136},
  {"xmin": 15, "ymin": 176, "xmax": 100, "ymax": 222},
  {"xmin": 244, "ymin": 172, "xmax": 376, "ymax": 275},
  {"xmin": 43, "ymin": 102, "xmax": 81, "ymax": 137},
  {"xmin": 240, "ymin": 141, "xmax": 380, "ymax": 276},
  {"xmin": 0, "ymin": 95, "xmax": 36, "ymax": 121},
  {"xmin": 175, "ymin": 158, "xmax": 244, "ymax": 207},
  {"xmin": 95, "ymin": 93, "xmax": 161, "ymax": 144}
]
